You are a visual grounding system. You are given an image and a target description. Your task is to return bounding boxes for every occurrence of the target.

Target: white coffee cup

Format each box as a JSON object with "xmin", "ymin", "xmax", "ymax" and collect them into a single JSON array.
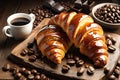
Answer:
[{"xmin": 2, "ymin": 13, "xmax": 35, "ymax": 39}]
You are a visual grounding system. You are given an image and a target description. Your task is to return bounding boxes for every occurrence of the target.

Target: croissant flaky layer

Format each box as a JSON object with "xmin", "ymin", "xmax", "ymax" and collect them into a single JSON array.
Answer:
[
  {"xmin": 36, "ymin": 25, "xmax": 71, "ymax": 64},
  {"xmin": 49, "ymin": 12, "xmax": 108, "ymax": 67}
]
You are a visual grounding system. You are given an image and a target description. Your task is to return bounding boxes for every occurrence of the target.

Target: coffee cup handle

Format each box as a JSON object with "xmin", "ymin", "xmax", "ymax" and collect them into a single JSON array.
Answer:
[
  {"xmin": 2, "ymin": 26, "xmax": 13, "ymax": 37},
  {"xmin": 29, "ymin": 13, "xmax": 35, "ymax": 22}
]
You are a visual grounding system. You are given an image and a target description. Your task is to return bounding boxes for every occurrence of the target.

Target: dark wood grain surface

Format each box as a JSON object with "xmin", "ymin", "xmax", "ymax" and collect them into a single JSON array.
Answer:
[{"xmin": 0, "ymin": 0, "xmax": 120, "ymax": 79}]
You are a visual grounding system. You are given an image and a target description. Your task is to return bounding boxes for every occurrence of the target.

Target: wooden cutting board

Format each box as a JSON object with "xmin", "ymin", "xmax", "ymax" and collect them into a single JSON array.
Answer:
[{"xmin": 9, "ymin": 18, "xmax": 120, "ymax": 80}]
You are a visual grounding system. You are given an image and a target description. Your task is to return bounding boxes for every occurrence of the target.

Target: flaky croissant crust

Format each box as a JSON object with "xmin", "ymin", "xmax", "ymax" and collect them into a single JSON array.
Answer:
[{"xmin": 49, "ymin": 12, "xmax": 108, "ymax": 67}]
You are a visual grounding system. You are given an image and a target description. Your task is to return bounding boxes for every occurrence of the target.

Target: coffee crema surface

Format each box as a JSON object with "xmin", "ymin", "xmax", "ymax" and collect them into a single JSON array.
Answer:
[{"xmin": 11, "ymin": 17, "xmax": 30, "ymax": 26}]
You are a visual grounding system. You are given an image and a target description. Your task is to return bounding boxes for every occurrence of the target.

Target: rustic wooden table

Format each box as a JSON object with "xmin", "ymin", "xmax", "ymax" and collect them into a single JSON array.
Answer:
[{"xmin": 0, "ymin": 0, "xmax": 120, "ymax": 79}]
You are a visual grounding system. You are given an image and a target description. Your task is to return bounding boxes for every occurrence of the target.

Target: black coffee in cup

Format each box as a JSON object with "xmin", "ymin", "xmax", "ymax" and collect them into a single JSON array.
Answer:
[{"xmin": 11, "ymin": 18, "xmax": 30, "ymax": 26}]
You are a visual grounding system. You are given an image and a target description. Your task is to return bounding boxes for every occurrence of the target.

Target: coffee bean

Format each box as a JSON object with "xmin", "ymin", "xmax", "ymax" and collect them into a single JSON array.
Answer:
[
  {"xmin": 31, "ymin": 69, "xmax": 37, "ymax": 75},
  {"xmin": 104, "ymin": 67, "xmax": 110, "ymax": 74},
  {"xmin": 67, "ymin": 59, "xmax": 75, "ymax": 66},
  {"xmin": 28, "ymin": 48, "xmax": 35, "ymax": 56},
  {"xmin": 35, "ymin": 74, "xmax": 41, "ymax": 80},
  {"xmin": 24, "ymin": 70, "xmax": 31, "ymax": 76},
  {"xmin": 2, "ymin": 64, "xmax": 10, "ymax": 72},
  {"xmin": 19, "ymin": 76, "xmax": 27, "ymax": 80},
  {"xmin": 9, "ymin": 67, "xmax": 17, "ymax": 73},
  {"xmin": 29, "ymin": 55, "xmax": 37, "ymax": 62},
  {"xmin": 76, "ymin": 59, "xmax": 84, "ymax": 67},
  {"xmin": 114, "ymin": 69, "xmax": 120, "ymax": 78},
  {"xmin": 73, "ymin": 56, "xmax": 79, "ymax": 61},
  {"xmin": 66, "ymin": 53, "xmax": 73, "ymax": 59},
  {"xmin": 15, "ymin": 72, "xmax": 22, "ymax": 79},
  {"xmin": 74, "ymin": 0, "xmax": 82, "ymax": 9},
  {"xmin": 106, "ymin": 38, "xmax": 112, "ymax": 46},
  {"xmin": 108, "ymin": 45, "xmax": 116, "ymax": 53},
  {"xmin": 62, "ymin": 64, "xmax": 70, "ymax": 73},
  {"xmin": 40, "ymin": 74, "xmax": 47, "ymax": 80},
  {"xmin": 77, "ymin": 67, "xmax": 85, "ymax": 76},
  {"xmin": 27, "ymin": 74, "xmax": 34, "ymax": 80},
  {"xmin": 19, "ymin": 67, "xmax": 26, "ymax": 73},
  {"xmin": 117, "ymin": 60, "xmax": 120, "ymax": 67},
  {"xmin": 109, "ymin": 75, "xmax": 116, "ymax": 80},
  {"xmin": 87, "ymin": 66, "xmax": 95, "ymax": 75}
]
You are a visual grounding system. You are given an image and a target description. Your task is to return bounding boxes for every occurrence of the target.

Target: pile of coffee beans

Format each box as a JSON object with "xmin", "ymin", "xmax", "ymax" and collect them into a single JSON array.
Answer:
[
  {"xmin": 95, "ymin": 4, "xmax": 120, "ymax": 23},
  {"xmin": 2, "ymin": 64, "xmax": 53, "ymax": 80},
  {"xmin": 105, "ymin": 34, "xmax": 116, "ymax": 53}
]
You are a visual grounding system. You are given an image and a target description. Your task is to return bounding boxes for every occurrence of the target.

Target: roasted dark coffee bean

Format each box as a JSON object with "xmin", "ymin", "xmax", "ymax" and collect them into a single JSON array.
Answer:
[
  {"xmin": 108, "ymin": 45, "xmax": 116, "ymax": 53},
  {"xmin": 27, "ymin": 74, "xmax": 34, "ymax": 80},
  {"xmin": 109, "ymin": 75, "xmax": 116, "ymax": 80},
  {"xmin": 77, "ymin": 67, "xmax": 85, "ymax": 76},
  {"xmin": 76, "ymin": 59, "xmax": 84, "ymax": 67},
  {"xmin": 40, "ymin": 74, "xmax": 47, "ymax": 80},
  {"xmin": 28, "ymin": 48, "xmax": 35, "ymax": 56},
  {"xmin": 9, "ymin": 67, "xmax": 17, "ymax": 72},
  {"xmin": 87, "ymin": 66, "xmax": 95, "ymax": 75},
  {"xmin": 111, "ymin": 38, "xmax": 116, "ymax": 45},
  {"xmin": 20, "ymin": 51, "xmax": 27, "ymax": 56},
  {"xmin": 62, "ymin": 64, "xmax": 70, "ymax": 73},
  {"xmin": 15, "ymin": 72, "xmax": 22, "ymax": 79},
  {"xmin": 2, "ymin": 64, "xmax": 10, "ymax": 72},
  {"xmin": 95, "ymin": 4, "xmax": 120, "ymax": 23},
  {"xmin": 29, "ymin": 55, "xmax": 37, "ymax": 62},
  {"xmin": 19, "ymin": 67, "xmax": 26, "ymax": 73},
  {"xmin": 106, "ymin": 38, "xmax": 112, "ymax": 46},
  {"xmin": 35, "ymin": 74, "xmax": 41, "ymax": 80},
  {"xmin": 67, "ymin": 59, "xmax": 75, "ymax": 66},
  {"xmin": 24, "ymin": 70, "xmax": 31, "ymax": 76},
  {"xmin": 19, "ymin": 76, "xmax": 27, "ymax": 80},
  {"xmin": 104, "ymin": 67, "xmax": 110, "ymax": 74},
  {"xmin": 31, "ymin": 69, "xmax": 37, "ymax": 75},
  {"xmin": 66, "ymin": 53, "xmax": 73, "ymax": 59},
  {"xmin": 117, "ymin": 60, "xmax": 120, "ymax": 67},
  {"xmin": 115, "ymin": 66, "xmax": 120, "ymax": 70},
  {"xmin": 73, "ymin": 56, "xmax": 79, "ymax": 61},
  {"xmin": 114, "ymin": 69, "xmax": 120, "ymax": 77}
]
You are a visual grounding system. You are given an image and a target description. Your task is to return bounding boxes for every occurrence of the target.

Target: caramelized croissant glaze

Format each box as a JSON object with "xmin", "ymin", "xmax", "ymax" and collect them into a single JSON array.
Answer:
[
  {"xmin": 36, "ymin": 25, "xmax": 71, "ymax": 64},
  {"xmin": 49, "ymin": 12, "xmax": 108, "ymax": 67}
]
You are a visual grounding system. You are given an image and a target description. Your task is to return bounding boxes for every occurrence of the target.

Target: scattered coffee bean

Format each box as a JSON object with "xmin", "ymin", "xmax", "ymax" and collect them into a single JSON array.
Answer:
[
  {"xmin": 19, "ymin": 67, "xmax": 26, "ymax": 73},
  {"xmin": 104, "ymin": 67, "xmax": 110, "ymax": 74},
  {"xmin": 77, "ymin": 67, "xmax": 85, "ymax": 76},
  {"xmin": 87, "ymin": 66, "xmax": 95, "ymax": 75},
  {"xmin": 117, "ymin": 60, "xmax": 120, "ymax": 67},
  {"xmin": 24, "ymin": 70, "xmax": 31, "ymax": 76},
  {"xmin": 35, "ymin": 74, "xmax": 41, "ymax": 80},
  {"xmin": 114, "ymin": 69, "xmax": 120, "ymax": 78},
  {"xmin": 109, "ymin": 74, "xmax": 116, "ymax": 80},
  {"xmin": 62, "ymin": 64, "xmax": 70, "ymax": 73},
  {"xmin": 106, "ymin": 38, "xmax": 112, "ymax": 46},
  {"xmin": 40, "ymin": 74, "xmax": 47, "ymax": 80},
  {"xmin": 67, "ymin": 59, "xmax": 75, "ymax": 66},
  {"xmin": 29, "ymin": 55, "xmax": 37, "ymax": 62},
  {"xmin": 31, "ymin": 69, "xmax": 37, "ymax": 75},
  {"xmin": 76, "ymin": 59, "xmax": 84, "ymax": 67},
  {"xmin": 108, "ymin": 45, "xmax": 116, "ymax": 53},
  {"xmin": 2, "ymin": 64, "xmax": 10, "ymax": 72},
  {"xmin": 66, "ymin": 53, "xmax": 73, "ymax": 59},
  {"xmin": 15, "ymin": 72, "xmax": 22, "ymax": 79},
  {"xmin": 28, "ymin": 74, "xmax": 34, "ymax": 80},
  {"xmin": 73, "ymin": 56, "xmax": 79, "ymax": 61},
  {"xmin": 28, "ymin": 48, "xmax": 35, "ymax": 56},
  {"xmin": 19, "ymin": 76, "xmax": 27, "ymax": 80}
]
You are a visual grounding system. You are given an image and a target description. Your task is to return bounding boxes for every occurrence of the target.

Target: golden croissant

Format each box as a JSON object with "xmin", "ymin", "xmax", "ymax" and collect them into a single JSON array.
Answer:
[
  {"xmin": 36, "ymin": 25, "xmax": 71, "ymax": 64},
  {"xmin": 49, "ymin": 12, "xmax": 108, "ymax": 67}
]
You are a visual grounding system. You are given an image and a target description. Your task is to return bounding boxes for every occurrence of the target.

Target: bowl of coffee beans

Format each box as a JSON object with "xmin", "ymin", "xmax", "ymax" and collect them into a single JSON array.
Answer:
[{"xmin": 92, "ymin": 3, "xmax": 120, "ymax": 30}]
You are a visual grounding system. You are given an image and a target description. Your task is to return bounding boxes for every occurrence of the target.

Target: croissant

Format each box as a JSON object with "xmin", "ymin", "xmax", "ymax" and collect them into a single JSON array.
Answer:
[
  {"xmin": 36, "ymin": 25, "xmax": 71, "ymax": 64},
  {"xmin": 49, "ymin": 12, "xmax": 108, "ymax": 67}
]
